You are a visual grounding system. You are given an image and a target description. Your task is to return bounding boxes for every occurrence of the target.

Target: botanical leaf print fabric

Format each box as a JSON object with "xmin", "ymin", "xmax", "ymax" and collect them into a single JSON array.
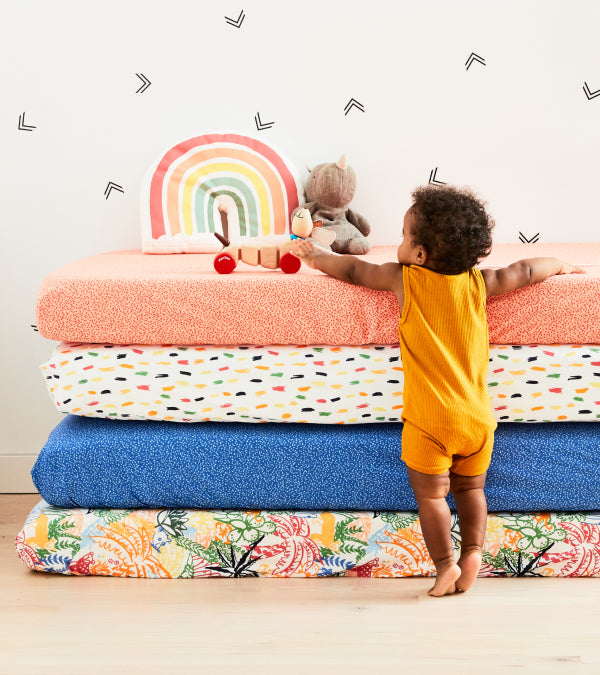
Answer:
[
  {"xmin": 41, "ymin": 343, "xmax": 600, "ymax": 424},
  {"xmin": 16, "ymin": 501, "xmax": 600, "ymax": 578}
]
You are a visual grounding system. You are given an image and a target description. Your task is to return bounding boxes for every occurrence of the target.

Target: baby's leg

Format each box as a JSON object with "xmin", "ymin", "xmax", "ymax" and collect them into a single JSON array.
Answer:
[
  {"xmin": 449, "ymin": 471, "xmax": 487, "ymax": 593},
  {"xmin": 406, "ymin": 468, "xmax": 461, "ymax": 597}
]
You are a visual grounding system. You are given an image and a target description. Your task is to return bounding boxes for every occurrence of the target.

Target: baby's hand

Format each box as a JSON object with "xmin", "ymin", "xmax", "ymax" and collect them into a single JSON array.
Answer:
[
  {"xmin": 290, "ymin": 239, "xmax": 321, "ymax": 269},
  {"xmin": 556, "ymin": 260, "xmax": 586, "ymax": 275}
]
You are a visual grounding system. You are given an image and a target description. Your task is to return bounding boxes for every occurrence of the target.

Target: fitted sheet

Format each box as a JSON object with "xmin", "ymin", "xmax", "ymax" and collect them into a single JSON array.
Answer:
[
  {"xmin": 42, "ymin": 343, "xmax": 600, "ymax": 424},
  {"xmin": 31, "ymin": 416, "xmax": 600, "ymax": 511},
  {"xmin": 16, "ymin": 500, "xmax": 600, "ymax": 578},
  {"xmin": 35, "ymin": 243, "xmax": 600, "ymax": 345}
]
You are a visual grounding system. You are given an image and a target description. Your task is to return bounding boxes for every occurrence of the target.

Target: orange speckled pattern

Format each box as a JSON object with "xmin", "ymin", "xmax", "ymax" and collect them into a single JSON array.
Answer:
[{"xmin": 35, "ymin": 244, "xmax": 600, "ymax": 345}]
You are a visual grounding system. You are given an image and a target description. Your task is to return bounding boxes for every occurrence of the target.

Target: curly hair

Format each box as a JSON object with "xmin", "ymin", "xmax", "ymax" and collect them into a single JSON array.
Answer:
[{"xmin": 409, "ymin": 185, "xmax": 495, "ymax": 274}]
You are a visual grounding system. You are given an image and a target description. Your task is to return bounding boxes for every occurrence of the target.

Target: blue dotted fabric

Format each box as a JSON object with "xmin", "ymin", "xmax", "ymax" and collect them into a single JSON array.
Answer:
[{"xmin": 32, "ymin": 416, "xmax": 600, "ymax": 511}]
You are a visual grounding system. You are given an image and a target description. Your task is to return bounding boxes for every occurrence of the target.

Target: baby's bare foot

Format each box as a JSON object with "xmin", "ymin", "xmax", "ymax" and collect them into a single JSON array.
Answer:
[
  {"xmin": 456, "ymin": 547, "xmax": 482, "ymax": 593},
  {"xmin": 427, "ymin": 562, "xmax": 461, "ymax": 597}
]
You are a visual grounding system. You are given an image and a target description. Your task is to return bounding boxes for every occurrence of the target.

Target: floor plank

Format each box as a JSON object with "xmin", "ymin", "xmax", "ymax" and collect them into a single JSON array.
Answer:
[{"xmin": 2, "ymin": 494, "xmax": 600, "ymax": 673}]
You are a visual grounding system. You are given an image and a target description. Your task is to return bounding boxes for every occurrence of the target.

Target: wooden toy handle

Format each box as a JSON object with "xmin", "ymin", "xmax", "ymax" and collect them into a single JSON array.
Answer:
[{"xmin": 214, "ymin": 232, "xmax": 230, "ymax": 247}]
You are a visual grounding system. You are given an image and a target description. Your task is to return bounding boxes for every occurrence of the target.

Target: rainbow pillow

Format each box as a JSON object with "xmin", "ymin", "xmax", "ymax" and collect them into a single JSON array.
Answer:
[{"xmin": 141, "ymin": 132, "xmax": 304, "ymax": 254}]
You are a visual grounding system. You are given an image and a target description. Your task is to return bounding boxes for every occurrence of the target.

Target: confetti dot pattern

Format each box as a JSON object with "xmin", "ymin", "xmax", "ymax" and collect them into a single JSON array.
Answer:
[{"xmin": 41, "ymin": 343, "xmax": 600, "ymax": 424}]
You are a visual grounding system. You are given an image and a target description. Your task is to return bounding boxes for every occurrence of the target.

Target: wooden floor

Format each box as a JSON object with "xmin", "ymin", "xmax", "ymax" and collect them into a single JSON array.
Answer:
[{"xmin": 2, "ymin": 495, "xmax": 600, "ymax": 674}]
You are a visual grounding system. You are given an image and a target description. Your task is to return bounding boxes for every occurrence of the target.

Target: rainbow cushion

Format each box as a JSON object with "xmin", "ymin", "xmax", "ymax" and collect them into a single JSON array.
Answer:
[{"xmin": 141, "ymin": 132, "xmax": 304, "ymax": 253}]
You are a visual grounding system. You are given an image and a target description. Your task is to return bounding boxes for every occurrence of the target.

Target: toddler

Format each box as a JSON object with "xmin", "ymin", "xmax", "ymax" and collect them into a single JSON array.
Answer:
[{"xmin": 291, "ymin": 184, "xmax": 585, "ymax": 596}]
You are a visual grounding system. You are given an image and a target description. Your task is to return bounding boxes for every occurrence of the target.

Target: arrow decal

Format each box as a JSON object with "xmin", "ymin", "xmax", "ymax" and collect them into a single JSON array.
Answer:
[
  {"xmin": 519, "ymin": 231, "xmax": 539, "ymax": 244},
  {"xmin": 105, "ymin": 182, "xmax": 124, "ymax": 199},
  {"xmin": 583, "ymin": 82, "xmax": 600, "ymax": 100},
  {"xmin": 254, "ymin": 112, "xmax": 274, "ymax": 130},
  {"xmin": 344, "ymin": 98, "xmax": 365, "ymax": 115},
  {"xmin": 225, "ymin": 9, "xmax": 245, "ymax": 27},
  {"xmin": 465, "ymin": 52, "xmax": 486, "ymax": 70},
  {"xmin": 18, "ymin": 113, "xmax": 36, "ymax": 131},
  {"xmin": 429, "ymin": 167, "xmax": 446, "ymax": 185},
  {"xmin": 135, "ymin": 73, "xmax": 151, "ymax": 93}
]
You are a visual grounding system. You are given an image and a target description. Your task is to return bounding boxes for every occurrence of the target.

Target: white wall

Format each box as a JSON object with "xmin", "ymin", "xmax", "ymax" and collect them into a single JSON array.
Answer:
[{"xmin": 1, "ymin": 0, "xmax": 599, "ymax": 473}]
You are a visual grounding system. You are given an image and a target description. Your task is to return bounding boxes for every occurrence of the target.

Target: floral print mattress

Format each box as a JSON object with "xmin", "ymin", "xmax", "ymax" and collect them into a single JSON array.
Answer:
[
  {"xmin": 42, "ymin": 343, "xmax": 600, "ymax": 424},
  {"xmin": 35, "ymin": 244, "xmax": 600, "ymax": 346},
  {"xmin": 16, "ymin": 500, "xmax": 600, "ymax": 578}
]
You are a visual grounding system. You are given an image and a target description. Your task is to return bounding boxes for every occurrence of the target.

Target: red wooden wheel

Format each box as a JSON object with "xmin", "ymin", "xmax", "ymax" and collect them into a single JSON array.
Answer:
[
  {"xmin": 213, "ymin": 253, "xmax": 237, "ymax": 274},
  {"xmin": 279, "ymin": 252, "xmax": 301, "ymax": 274}
]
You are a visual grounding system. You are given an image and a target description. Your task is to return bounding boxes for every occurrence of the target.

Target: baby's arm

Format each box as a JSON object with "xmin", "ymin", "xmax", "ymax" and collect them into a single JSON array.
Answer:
[
  {"xmin": 290, "ymin": 239, "xmax": 400, "ymax": 291},
  {"xmin": 481, "ymin": 257, "xmax": 586, "ymax": 298}
]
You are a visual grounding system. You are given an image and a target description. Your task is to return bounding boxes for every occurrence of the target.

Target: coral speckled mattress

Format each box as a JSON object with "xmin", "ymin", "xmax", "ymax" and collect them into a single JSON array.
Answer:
[{"xmin": 35, "ymin": 243, "xmax": 600, "ymax": 345}]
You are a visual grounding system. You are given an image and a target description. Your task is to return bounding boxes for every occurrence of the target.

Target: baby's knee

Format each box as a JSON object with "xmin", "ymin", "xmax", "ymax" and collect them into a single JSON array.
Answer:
[
  {"xmin": 449, "ymin": 471, "xmax": 486, "ymax": 493},
  {"xmin": 407, "ymin": 467, "xmax": 450, "ymax": 500}
]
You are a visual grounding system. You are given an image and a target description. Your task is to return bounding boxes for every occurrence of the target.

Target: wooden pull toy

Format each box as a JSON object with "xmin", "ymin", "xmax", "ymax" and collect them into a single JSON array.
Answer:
[{"xmin": 213, "ymin": 208, "xmax": 336, "ymax": 274}]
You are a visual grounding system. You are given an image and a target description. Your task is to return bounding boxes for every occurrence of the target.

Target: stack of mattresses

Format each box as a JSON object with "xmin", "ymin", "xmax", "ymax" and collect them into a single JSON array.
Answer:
[
  {"xmin": 15, "ymin": 241, "xmax": 600, "ymax": 579},
  {"xmin": 15, "ymin": 132, "xmax": 600, "ymax": 579}
]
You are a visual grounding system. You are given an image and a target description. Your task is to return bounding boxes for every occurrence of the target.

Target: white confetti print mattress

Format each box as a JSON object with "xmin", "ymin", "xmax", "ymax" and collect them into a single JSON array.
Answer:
[{"xmin": 42, "ymin": 342, "xmax": 600, "ymax": 423}]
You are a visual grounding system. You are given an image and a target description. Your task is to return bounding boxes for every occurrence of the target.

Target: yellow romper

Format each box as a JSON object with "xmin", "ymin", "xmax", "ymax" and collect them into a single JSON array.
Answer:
[{"xmin": 399, "ymin": 264, "xmax": 497, "ymax": 476}]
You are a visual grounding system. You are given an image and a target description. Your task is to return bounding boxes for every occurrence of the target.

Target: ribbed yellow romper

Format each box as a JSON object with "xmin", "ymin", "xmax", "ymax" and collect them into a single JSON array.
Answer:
[{"xmin": 399, "ymin": 264, "xmax": 497, "ymax": 476}]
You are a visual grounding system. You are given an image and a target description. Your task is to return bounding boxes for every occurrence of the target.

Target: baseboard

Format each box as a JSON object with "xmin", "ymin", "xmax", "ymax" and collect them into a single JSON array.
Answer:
[{"xmin": 0, "ymin": 456, "xmax": 37, "ymax": 493}]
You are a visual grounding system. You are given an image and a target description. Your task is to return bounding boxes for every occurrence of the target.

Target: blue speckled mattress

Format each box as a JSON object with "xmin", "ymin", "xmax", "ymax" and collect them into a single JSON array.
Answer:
[{"xmin": 32, "ymin": 415, "xmax": 600, "ymax": 512}]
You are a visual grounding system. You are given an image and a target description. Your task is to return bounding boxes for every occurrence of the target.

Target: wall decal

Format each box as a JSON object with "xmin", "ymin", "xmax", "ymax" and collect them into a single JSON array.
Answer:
[
  {"xmin": 519, "ymin": 231, "xmax": 540, "ymax": 243},
  {"xmin": 135, "ymin": 73, "xmax": 151, "ymax": 94},
  {"xmin": 583, "ymin": 82, "xmax": 600, "ymax": 100},
  {"xmin": 254, "ymin": 112, "xmax": 274, "ymax": 130},
  {"xmin": 18, "ymin": 112, "xmax": 36, "ymax": 131},
  {"xmin": 105, "ymin": 182, "xmax": 124, "ymax": 199},
  {"xmin": 428, "ymin": 167, "xmax": 446, "ymax": 185},
  {"xmin": 225, "ymin": 9, "xmax": 245, "ymax": 27},
  {"xmin": 465, "ymin": 52, "xmax": 486, "ymax": 70},
  {"xmin": 344, "ymin": 98, "xmax": 365, "ymax": 116}
]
